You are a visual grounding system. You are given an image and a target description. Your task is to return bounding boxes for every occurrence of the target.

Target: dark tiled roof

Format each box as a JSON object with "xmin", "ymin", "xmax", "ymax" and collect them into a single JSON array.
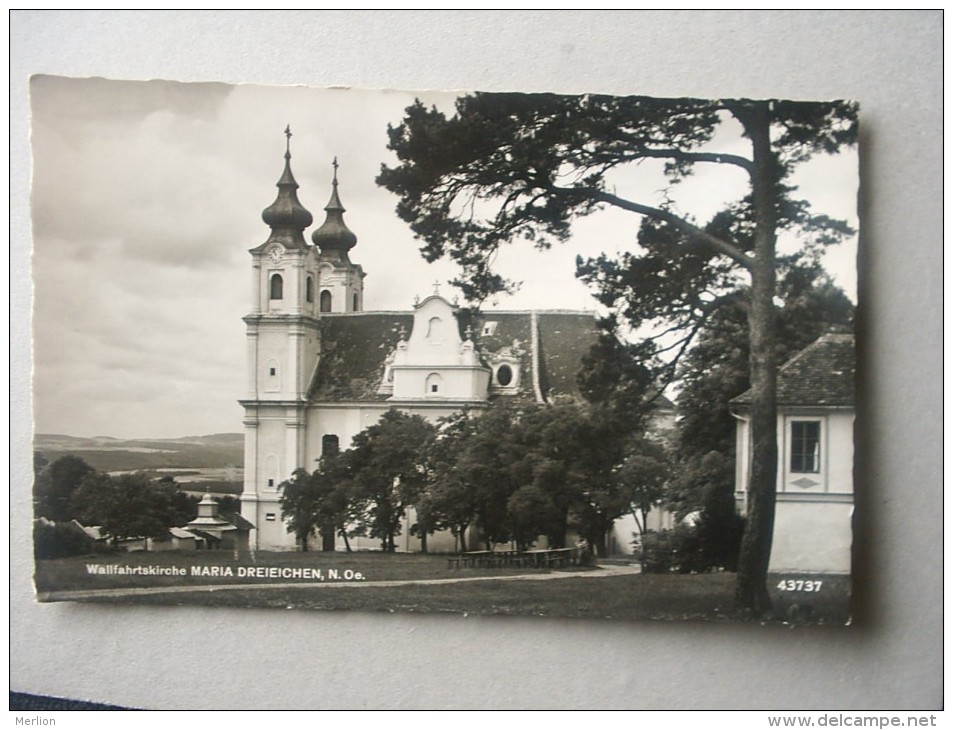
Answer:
[
  {"xmin": 309, "ymin": 313, "xmax": 414, "ymax": 401},
  {"xmin": 731, "ymin": 333, "xmax": 855, "ymax": 408},
  {"xmin": 308, "ymin": 309, "xmax": 601, "ymax": 403},
  {"xmin": 224, "ymin": 512, "xmax": 255, "ymax": 531},
  {"xmin": 536, "ymin": 312, "xmax": 601, "ymax": 400},
  {"xmin": 467, "ymin": 311, "xmax": 536, "ymax": 401}
]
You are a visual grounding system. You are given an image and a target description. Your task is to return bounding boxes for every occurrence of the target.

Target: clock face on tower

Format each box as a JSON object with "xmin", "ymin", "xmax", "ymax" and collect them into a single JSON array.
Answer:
[{"xmin": 268, "ymin": 244, "xmax": 284, "ymax": 264}]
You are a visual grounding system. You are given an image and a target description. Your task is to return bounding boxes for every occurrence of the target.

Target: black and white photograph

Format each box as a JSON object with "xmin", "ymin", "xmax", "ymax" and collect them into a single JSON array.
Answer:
[{"xmin": 31, "ymin": 75, "xmax": 860, "ymax": 625}]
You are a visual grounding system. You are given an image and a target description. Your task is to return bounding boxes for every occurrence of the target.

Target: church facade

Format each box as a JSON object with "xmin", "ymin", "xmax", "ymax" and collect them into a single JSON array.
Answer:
[{"xmin": 239, "ymin": 135, "xmax": 632, "ymax": 552}]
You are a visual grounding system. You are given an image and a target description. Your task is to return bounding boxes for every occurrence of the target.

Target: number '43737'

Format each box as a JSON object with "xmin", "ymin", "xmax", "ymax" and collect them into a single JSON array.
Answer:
[{"xmin": 777, "ymin": 579, "xmax": 823, "ymax": 592}]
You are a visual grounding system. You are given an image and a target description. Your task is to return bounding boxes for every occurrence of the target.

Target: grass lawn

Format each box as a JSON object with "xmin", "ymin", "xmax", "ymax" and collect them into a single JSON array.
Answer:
[{"xmin": 35, "ymin": 551, "xmax": 850, "ymax": 625}]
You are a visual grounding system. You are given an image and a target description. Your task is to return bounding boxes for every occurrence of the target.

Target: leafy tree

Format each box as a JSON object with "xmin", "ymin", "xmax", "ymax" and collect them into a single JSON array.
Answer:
[
  {"xmin": 345, "ymin": 410, "xmax": 435, "ymax": 552},
  {"xmin": 419, "ymin": 410, "xmax": 481, "ymax": 552},
  {"xmin": 34, "ymin": 520, "xmax": 94, "ymax": 559},
  {"xmin": 279, "ymin": 468, "xmax": 321, "ymax": 551},
  {"xmin": 574, "ymin": 331, "xmax": 662, "ymax": 555},
  {"xmin": 34, "ymin": 454, "xmax": 94, "ymax": 521},
  {"xmin": 577, "ymin": 328, "xmax": 658, "ymax": 429},
  {"xmin": 71, "ymin": 472, "xmax": 181, "ymax": 545},
  {"xmin": 278, "ymin": 455, "xmax": 355, "ymax": 552},
  {"xmin": 378, "ymin": 92, "xmax": 856, "ymax": 615},
  {"xmin": 506, "ymin": 484, "xmax": 556, "ymax": 552},
  {"xmin": 155, "ymin": 475, "xmax": 201, "ymax": 527},
  {"xmin": 215, "ymin": 495, "xmax": 242, "ymax": 518},
  {"xmin": 617, "ymin": 438, "xmax": 671, "ymax": 570},
  {"xmin": 447, "ymin": 403, "xmax": 522, "ymax": 550}
]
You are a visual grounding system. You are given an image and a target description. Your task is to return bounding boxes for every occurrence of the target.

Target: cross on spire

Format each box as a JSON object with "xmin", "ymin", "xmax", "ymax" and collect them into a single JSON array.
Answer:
[
  {"xmin": 284, "ymin": 125, "xmax": 292, "ymax": 157},
  {"xmin": 433, "ymin": 280, "xmax": 441, "ymax": 295},
  {"xmin": 332, "ymin": 156, "xmax": 339, "ymax": 185}
]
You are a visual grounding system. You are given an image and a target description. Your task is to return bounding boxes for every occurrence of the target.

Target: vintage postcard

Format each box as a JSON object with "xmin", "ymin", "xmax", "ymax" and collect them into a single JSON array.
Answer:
[{"xmin": 31, "ymin": 76, "xmax": 858, "ymax": 624}]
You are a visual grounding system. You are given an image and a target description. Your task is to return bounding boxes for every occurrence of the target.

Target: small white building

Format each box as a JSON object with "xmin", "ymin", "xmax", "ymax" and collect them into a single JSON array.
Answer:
[{"xmin": 731, "ymin": 333, "xmax": 855, "ymax": 574}]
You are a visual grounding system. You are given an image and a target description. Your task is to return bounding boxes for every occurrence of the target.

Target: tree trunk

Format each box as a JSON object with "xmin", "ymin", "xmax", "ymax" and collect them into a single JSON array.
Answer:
[
  {"xmin": 734, "ymin": 101, "xmax": 779, "ymax": 617},
  {"xmin": 340, "ymin": 528, "xmax": 352, "ymax": 553},
  {"xmin": 420, "ymin": 531, "xmax": 428, "ymax": 554}
]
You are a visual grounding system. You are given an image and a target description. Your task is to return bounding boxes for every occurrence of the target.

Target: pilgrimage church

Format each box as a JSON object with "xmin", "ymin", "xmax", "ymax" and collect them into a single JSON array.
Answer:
[{"xmin": 238, "ymin": 131, "xmax": 638, "ymax": 551}]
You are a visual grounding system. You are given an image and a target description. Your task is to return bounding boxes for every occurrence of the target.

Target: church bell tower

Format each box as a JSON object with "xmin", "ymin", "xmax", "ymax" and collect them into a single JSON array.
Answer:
[
  {"xmin": 311, "ymin": 158, "xmax": 365, "ymax": 313},
  {"xmin": 240, "ymin": 127, "xmax": 323, "ymax": 549}
]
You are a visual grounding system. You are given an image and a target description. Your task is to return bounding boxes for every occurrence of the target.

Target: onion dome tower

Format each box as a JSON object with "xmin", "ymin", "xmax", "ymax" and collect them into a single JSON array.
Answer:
[
  {"xmin": 260, "ymin": 125, "xmax": 313, "ymax": 250},
  {"xmin": 311, "ymin": 157, "xmax": 358, "ymax": 261},
  {"xmin": 311, "ymin": 158, "xmax": 365, "ymax": 313}
]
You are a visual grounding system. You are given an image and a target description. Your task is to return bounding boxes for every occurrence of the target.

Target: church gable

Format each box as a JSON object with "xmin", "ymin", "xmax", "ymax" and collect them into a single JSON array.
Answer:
[{"xmin": 389, "ymin": 295, "xmax": 490, "ymax": 401}]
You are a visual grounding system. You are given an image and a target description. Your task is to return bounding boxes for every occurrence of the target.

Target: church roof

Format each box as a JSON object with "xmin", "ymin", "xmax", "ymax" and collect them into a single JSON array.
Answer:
[
  {"xmin": 731, "ymin": 332, "xmax": 855, "ymax": 408},
  {"xmin": 308, "ymin": 310, "xmax": 601, "ymax": 403}
]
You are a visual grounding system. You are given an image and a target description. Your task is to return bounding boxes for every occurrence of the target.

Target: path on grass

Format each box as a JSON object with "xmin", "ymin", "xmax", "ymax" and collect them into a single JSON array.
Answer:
[{"xmin": 37, "ymin": 563, "xmax": 643, "ymax": 602}]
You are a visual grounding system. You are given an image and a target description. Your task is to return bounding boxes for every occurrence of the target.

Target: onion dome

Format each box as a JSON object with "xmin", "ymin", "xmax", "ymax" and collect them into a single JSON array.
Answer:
[
  {"xmin": 311, "ymin": 157, "xmax": 358, "ymax": 253},
  {"xmin": 261, "ymin": 126, "xmax": 313, "ymax": 249}
]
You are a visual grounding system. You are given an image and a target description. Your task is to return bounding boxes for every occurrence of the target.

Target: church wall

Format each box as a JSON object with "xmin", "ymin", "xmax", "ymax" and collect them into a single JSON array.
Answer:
[
  {"xmin": 251, "ymin": 494, "xmax": 290, "ymax": 550},
  {"xmin": 254, "ymin": 324, "xmax": 292, "ymax": 397},
  {"xmin": 391, "ymin": 367, "xmax": 490, "ymax": 401},
  {"xmin": 305, "ymin": 402, "xmax": 474, "ymax": 465},
  {"xmin": 254, "ymin": 410, "xmax": 289, "ymax": 492}
]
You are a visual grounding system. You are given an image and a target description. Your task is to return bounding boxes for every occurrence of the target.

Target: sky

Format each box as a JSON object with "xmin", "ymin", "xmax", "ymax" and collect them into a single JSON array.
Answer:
[{"xmin": 30, "ymin": 76, "xmax": 859, "ymax": 439}]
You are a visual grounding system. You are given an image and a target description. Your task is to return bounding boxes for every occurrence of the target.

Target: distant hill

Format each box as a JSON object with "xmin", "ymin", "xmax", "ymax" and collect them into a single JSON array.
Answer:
[{"xmin": 34, "ymin": 433, "xmax": 244, "ymax": 472}]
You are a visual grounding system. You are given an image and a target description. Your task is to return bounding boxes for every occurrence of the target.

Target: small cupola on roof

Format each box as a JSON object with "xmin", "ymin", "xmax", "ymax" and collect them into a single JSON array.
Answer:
[
  {"xmin": 311, "ymin": 157, "xmax": 358, "ymax": 257},
  {"xmin": 260, "ymin": 126, "xmax": 313, "ymax": 249}
]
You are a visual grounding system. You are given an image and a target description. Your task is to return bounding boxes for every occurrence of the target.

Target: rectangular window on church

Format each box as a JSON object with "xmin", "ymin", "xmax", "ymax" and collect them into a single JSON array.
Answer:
[
  {"xmin": 322, "ymin": 434, "xmax": 340, "ymax": 457},
  {"xmin": 790, "ymin": 420, "xmax": 821, "ymax": 473},
  {"xmin": 265, "ymin": 513, "xmax": 276, "ymax": 522}
]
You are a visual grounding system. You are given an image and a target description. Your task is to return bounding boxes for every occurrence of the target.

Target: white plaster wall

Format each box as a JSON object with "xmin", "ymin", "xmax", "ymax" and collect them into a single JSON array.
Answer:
[
  {"xmin": 770, "ymin": 501, "xmax": 853, "ymax": 574},
  {"xmin": 391, "ymin": 366, "xmax": 490, "ymax": 400},
  {"xmin": 827, "ymin": 411, "xmax": 855, "ymax": 494}
]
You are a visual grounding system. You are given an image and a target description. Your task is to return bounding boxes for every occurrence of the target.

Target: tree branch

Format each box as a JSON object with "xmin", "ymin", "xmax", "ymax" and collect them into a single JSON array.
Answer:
[
  {"xmin": 612, "ymin": 147, "xmax": 753, "ymax": 174},
  {"xmin": 554, "ymin": 183, "xmax": 755, "ymax": 271}
]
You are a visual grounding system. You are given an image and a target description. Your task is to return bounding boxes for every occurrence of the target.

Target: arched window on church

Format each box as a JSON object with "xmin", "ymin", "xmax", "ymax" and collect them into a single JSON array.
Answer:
[
  {"xmin": 270, "ymin": 273, "xmax": 283, "ymax": 300},
  {"xmin": 425, "ymin": 372, "xmax": 443, "ymax": 395},
  {"xmin": 320, "ymin": 290, "xmax": 332, "ymax": 312},
  {"xmin": 306, "ymin": 276, "xmax": 314, "ymax": 303}
]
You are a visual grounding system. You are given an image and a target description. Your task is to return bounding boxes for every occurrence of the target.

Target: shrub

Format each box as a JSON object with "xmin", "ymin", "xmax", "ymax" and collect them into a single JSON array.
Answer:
[
  {"xmin": 34, "ymin": 520, "xmax": 94, "ymax": 559},
  {"xmin": 637, "ymin": 524, "xmax": 716, "ymax": 574}
]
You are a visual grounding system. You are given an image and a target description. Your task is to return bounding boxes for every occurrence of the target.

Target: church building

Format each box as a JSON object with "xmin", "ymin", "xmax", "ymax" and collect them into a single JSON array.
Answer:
[{"xmin": 239, "ymin": 132, "xmax": 629, "ymax": 551}]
